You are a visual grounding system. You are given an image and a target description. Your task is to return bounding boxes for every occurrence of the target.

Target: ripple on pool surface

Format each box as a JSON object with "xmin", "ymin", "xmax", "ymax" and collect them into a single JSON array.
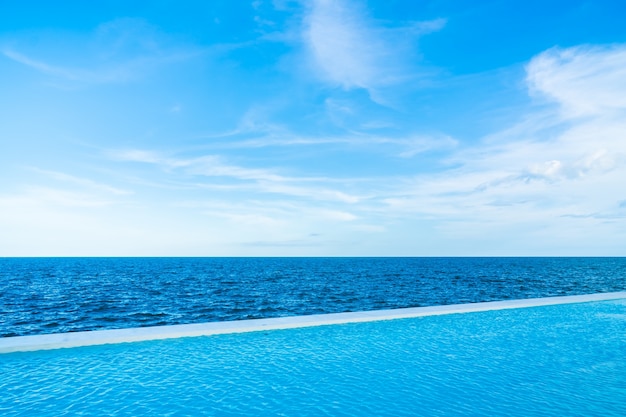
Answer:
[{"xmin": 1, "ymin": 299, "xmax": 626, "ymax": 416}]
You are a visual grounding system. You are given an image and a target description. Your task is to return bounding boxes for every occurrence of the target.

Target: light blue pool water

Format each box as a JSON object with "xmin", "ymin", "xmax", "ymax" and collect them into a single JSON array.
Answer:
[{"xmin": 1, "ymin": 298, "xmax": 625, "ymax": 416}]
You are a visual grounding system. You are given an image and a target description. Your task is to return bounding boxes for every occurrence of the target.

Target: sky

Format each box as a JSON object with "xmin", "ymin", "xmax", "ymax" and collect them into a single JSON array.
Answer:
[{"xmin": 1, "ymin": 0, "xmax": 626, "ymax": 256}]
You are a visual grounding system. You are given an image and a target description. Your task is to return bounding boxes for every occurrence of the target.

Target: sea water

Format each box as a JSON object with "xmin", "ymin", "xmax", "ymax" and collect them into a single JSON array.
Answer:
[
  {"xmin": 1, "ymin": 299, "xmax": 625, "ymax": 416},
  {"xmin": 2, "ymin": 257, "xmax": 625, "ymax": 337}
]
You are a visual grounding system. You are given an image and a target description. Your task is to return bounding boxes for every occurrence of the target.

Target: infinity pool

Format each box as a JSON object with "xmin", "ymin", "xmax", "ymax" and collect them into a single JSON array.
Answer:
[{"xmin": 1, "ymin": 295, "xmax": 625, "ymax": 416}]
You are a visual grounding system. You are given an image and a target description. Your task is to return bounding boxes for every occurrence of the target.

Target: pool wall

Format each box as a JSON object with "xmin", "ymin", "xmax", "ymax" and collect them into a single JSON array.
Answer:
[{"xmin": 2, "ymin": 291, "xmax": 625, "ymax": 354}]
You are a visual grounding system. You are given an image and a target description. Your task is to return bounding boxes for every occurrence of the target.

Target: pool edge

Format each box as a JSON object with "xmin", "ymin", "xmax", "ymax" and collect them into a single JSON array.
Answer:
[{"xmin": 2, "ymin": 291, "xmax": 625, "ymax": 353}]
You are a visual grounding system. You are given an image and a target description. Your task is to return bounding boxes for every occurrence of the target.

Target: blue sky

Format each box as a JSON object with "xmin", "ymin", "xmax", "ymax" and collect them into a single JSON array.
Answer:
[{"xmin": 1, "ymin": 0, "xmax": 626, "ymax": 256}]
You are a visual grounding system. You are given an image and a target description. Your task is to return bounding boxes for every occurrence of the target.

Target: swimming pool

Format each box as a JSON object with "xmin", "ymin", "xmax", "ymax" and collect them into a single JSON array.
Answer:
[{"xmin": 1, "ymin": 294, "xmax": 625, "ymax": 416}]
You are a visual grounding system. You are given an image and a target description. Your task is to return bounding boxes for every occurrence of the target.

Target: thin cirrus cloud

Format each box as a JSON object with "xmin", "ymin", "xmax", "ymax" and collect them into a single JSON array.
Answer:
[
  {"xmin": 0, "ymin": 187, "xmax": 113, "ymax": 209},
  {"xmin": 1, "ymin": 18, "xmax": 201, "ymax": 84},
  {"xmin": 2, "ymin": 1, "xmax": 625, "ymax": 256},
  {"xmin": 28, "ymin": 168, "xmax": 133, "ymax": 196},
  {"xmin": 197, "ymin": 101, "xmax": 457, "ymax": 157},
  {"xmin": 1, "ymin": 48, "xmax": 160, "ymax": 84},
  {"xmin": 110, "ymin": 149, "xmax": 364, "ymax": 204},
  {"xmin": 107, "ymin": 44, "xmax": 626, "ymax": 243},
  {"xmin": 303, "ymin": 0, "xmax": 445, "ymax": 96},
  {"xmin": 197, "ymin": 130, "xmax": 457, "ymax": 158},
  {"xmin": 381, "ymin": 44, "xmax": 626, "ymax": 235},
  {"xmin": 526, "ymin": 44, "xmax": 626, "ymax": 118}
]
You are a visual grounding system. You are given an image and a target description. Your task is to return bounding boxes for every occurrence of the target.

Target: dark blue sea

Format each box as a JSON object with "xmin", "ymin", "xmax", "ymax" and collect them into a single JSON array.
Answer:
[{"xmin": 1, "ymin": 257, "xmax": 625, "ymax": 337}]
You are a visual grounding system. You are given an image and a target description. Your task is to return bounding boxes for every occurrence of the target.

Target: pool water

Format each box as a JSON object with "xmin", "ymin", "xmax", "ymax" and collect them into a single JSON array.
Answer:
[{"xmin": 1, "ymin": 299, "xmax": 625, "ymax": 416}]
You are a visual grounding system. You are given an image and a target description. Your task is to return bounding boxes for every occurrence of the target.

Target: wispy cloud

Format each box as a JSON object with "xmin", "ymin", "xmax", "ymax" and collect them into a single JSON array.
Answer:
[
  {"xmin": 3, "ymin": 49, "xmax": 79, "ymax": 79},
  {"xmin": 196, "ymin": 102, "xmax": 457, "ymax": 156},
  {"xmin": 29, "ymin": 168, "xmax": 133, "ymax": 195},
  {"xmin": 526, "ymin": 44, "xmax": 626, "ymax": 118},
  {"xmin": 377, "ymin": 44, "xmax": 626, "ymax": 239},
  {"xmin": 1, "ymin": 47, "xmax": 161, "ymax": 84},
  {"xmin": 110, "ymin": 149, "xmax": 364, "ymax": 203},
  {"xmin": 2, "ymin": 18, "xmax": 202, "ymax": 84},
  {"xmin": 97, "ymin": 43, "xmax": 626, "ymax": 254},
  {"xmin": 303, "ymin": 0, "xmax": 445, "ymax": 99},
  {"xmin": 196, "ymin": 131, "xmax": 456, "ymax": 157},
  {"xmin": 0, "ymin": 187, "xmax": 116, "ymax": 208}
]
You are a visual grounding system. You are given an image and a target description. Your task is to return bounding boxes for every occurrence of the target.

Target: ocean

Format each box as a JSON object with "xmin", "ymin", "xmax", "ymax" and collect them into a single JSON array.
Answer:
[{"xmin": 1, "ymin": 257, "xmax": 625, "ymax": 337}]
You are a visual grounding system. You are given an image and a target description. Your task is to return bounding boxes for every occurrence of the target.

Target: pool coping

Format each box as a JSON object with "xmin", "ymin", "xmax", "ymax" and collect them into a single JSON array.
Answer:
[{"xmin": 2, "ymin": 291, "xmax": 625, "ymax": 353}]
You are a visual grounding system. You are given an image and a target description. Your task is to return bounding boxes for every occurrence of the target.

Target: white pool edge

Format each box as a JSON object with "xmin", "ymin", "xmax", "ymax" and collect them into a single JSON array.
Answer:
[{"xmin": 2, "ymin": 291, "xmax": 625, "ymax": 354}]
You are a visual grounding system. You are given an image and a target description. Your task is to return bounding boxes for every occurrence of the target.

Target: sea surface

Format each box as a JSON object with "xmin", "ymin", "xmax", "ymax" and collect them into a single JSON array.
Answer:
[{"xmin": 1, "ymin": 257, "xmax": 625, "ymax": 337}]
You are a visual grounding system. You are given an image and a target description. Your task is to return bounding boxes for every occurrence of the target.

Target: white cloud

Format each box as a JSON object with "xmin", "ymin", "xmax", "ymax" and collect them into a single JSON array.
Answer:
[
  {"xmin": 257, "ymin": 181, "xmax": 362, "ymax": 203},
  {"xmin": 110, "ymin": 149, "xmax": 164, "ymax": 164},
  {"xmin": 2, "ymin": 47, "xmax": 140, "ymax": 84},
  {"xmin": 196, "ymin": 119, "xmax": 457, "ymax": 158},
  {"xmin": 91, "ymin": 44, "xmax": 626, "ymax": 254},
  {"xmin": 29, "ymin": 168, "xmax": 133, "ymax": 195},
  {"xmin": 526, "ymin": 45, "xmax": 626, "ymax": 118},
  {"xmin": 395, "ymin": 135, "xmax": 457, "ymax": 158},
  {"xmin": 186, "ymin": 155, "xmax": 286, "ymax": 182},
  {"xmin": 373, "ymin": 44, "xmax": 626, "ymax": 251},
  {"xmin": 303, "ymin": 0, "xmax": 444, "ymax": 96},
  {"xmin": 2, "ymin": 49, "xmax": 78, "ymax": 79},
  {"xmin": 1, "ymin": 18, "xmax": 201, "ymax": 84},
  {"xmin": 111, "ymin": 149, "xmax": 364, "ymax": 203},
  {"xmin": 305, "ymin": 0, "xmax": 377, "ymax": 89},
  {"xmin": 0, "ymin": 187, "xmax": 115, "ymax": 209},
  {"xmin": 7, "ymin": 36, "xmax": 625, "ymax": 255}
]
